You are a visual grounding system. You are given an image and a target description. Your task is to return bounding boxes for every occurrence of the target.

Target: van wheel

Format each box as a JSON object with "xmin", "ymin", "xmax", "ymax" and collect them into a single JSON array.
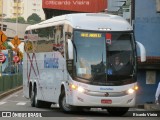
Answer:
[
  {"xmin": 107, "ymin": 107, "xmax": 129, "ymax": 116},
  {"xmin": 59, "ymin": 91, "xmax": 75, "ymax": 113}
]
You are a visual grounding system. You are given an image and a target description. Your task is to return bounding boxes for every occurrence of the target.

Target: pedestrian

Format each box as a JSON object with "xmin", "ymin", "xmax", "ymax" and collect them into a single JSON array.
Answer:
[{"xmin": 155, "ymin": 81, "xmax": 160, "ymax": 104}]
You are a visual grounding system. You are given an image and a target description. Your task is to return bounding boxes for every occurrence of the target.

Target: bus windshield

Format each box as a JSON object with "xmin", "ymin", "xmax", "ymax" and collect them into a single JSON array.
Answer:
[{"xmin": 73, "ymin": 30, "xmax": 136, "ymax": 86}]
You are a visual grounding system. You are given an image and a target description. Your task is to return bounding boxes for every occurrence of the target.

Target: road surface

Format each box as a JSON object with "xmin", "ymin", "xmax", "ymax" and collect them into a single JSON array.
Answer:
[{"xmin": 0, "ymin": 90, "xmax": 159, "ymax": 120}]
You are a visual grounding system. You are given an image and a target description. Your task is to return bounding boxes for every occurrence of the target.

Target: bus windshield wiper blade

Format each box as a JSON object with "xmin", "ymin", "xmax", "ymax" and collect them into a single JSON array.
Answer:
[{"xmin": 72, "ymin": 41, "xmax": 77, "ymax": 62}]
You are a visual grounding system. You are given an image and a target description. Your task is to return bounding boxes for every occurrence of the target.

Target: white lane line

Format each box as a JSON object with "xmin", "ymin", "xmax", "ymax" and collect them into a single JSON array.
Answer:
[
  {"xmin": 0, "ymin": 102, "xmax": 6, "ymax": 105},
  {"xmin": 16, "ymin": 102, "xmax": 26, "ymax": 105}
]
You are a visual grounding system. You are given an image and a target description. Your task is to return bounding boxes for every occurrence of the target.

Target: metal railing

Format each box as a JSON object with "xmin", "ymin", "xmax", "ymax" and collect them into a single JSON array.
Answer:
[{"xmin": 0, "ymin": 74, "xmax": 22, "ymax": 94}]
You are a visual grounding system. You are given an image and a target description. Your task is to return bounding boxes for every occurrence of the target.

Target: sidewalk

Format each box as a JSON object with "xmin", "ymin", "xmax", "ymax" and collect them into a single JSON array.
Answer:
[
  {"xmin": 0, "ymin": 86, "xmax": 23, "ymax": 100},
  {"xmin": 144, "ymin": 103, "xmax": 160, "ymax": 111}
]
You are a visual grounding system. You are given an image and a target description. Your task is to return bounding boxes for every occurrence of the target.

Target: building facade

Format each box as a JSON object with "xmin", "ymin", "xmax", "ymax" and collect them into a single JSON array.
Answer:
[
  {"xmin": 108, "ymin": 0, "xmax": 160, "ymax": 105},
  {"xmin": 42, "ymin": 0, "xmax": 107, "ymax": 19},
  {"xmin": 107, "ymin": 0, "xmax": 132, "ymax": 23},
  {"xmin": 0, "ymin": 0, "xmax": 2, "ymax": 16},
  {"xmin": 1, "ymin": 0, "xmax": 45, "ymax": 21},
  {"xmin": 134, "ymin": 0, "xmax": 160, "ymax": 104},
  {"xmin": 11, "ymin": 0, "xmax": 24, "ymax": 18},
  {"xmin": 23, "ymin": 0, "xmax": 45, "ymax": 20}
]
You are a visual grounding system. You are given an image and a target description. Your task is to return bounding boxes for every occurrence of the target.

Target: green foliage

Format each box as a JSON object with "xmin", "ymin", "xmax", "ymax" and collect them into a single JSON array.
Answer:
[
  {"xmin": 3, "ymin": 42, "xmax": 12, "ymax": 49},
  {"xmin": 4, "ymin": 18, "xmax": 16, "ymax": 23},
  {"xmin": 27, "ymin": 13, "xmax": 42, "ymax": 24},
  {"xmin": 4, "ymin": 17, "xmax": 26, "ymax": 23},
  {"xmin": 17, "ymin": 17, "xmax": 25, "ymax": 23}
]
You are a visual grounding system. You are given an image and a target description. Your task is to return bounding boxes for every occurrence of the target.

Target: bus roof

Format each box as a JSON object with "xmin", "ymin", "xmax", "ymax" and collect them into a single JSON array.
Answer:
[{"xmin": 26, "ymin": 13, "xmax": 132, "ymax": 31}]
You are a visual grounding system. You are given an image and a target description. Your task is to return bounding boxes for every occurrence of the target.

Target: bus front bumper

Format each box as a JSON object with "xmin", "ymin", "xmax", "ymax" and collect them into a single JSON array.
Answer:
[{"xmin": 67, "ymin": 90, "xmax": 136, "ymax": 107}]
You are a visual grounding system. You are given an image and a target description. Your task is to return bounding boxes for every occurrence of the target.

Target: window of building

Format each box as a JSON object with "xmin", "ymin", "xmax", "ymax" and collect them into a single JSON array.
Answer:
[
  {"xmin": 146, "ymin": 71, "xmax": 156, "ymax": 84},
  {"xmin": 156, "ymin": 0, "xmax": 160, "ymax": 12},
  {"xmin": 13, "ymin": 0, "xmax": 22, "ymax": 3}
]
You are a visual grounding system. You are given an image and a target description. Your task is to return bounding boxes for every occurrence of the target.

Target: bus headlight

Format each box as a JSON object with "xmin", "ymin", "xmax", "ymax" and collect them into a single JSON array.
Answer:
[
  {"xmin": 127, "ymin": 85, "xmax": 138, "ymax": 94},
  {"xmin": 134, "ymin": 85, "xmax": 139, "ymax": 90},
  {"xmin": 71, "ymin": 84, "xmax": 77, "ymax": 90},
  {"xmin": 70, "ymin": 84, "xmax": 85, "ymax": 93},
  {"xmin": 77, "ymin": 86, "xmax": 85, "ymax": 93},
  {"xmin": 127, "ymin": 88, "xmax": 135, "ymax": 94}
]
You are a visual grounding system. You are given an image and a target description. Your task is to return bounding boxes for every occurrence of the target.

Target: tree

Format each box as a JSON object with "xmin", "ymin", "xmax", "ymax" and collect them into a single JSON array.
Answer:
[
  {"xmin": 18, "ymin": 17, "xmax": 25, "ymax": 23},
  {"xmin": 4, "ymin": 18, "xmax": 16, "ymax": 23},
  {"xmin": 4, "ymin": 17, "xmax": 26, "ymax": 23},
  {"xmin": 27, "ymin": 13, "xmax": 41, "ymax": 24}
]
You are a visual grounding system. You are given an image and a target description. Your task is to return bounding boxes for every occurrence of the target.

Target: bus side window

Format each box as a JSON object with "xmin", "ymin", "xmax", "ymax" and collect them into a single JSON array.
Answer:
[
  {"xmin": 53, "ymin": 25, "xmax": 64, "ymax": 57},
  {"xmin": 34, "ymin": 27, "xmax": 54, "ymax": 53},
  {"xmin": 65, "ymin": 32, "xmax": 72, "ymax": 60}
]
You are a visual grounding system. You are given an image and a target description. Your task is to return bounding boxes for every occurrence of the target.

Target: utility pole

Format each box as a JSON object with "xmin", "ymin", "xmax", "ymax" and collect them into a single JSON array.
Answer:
[
  {"xmin": 16, "ymin": 0, "xmax": 18, "ymax": 35},
  {"xmin": 0, "ymin": 0, "xmax": 3, "ymax": 31}
]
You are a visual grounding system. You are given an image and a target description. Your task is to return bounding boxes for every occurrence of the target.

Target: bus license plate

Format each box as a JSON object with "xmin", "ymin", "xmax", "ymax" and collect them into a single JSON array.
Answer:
[{"xmin": 101, "ymin": 99, "xmax": 112, "ymax": 104}]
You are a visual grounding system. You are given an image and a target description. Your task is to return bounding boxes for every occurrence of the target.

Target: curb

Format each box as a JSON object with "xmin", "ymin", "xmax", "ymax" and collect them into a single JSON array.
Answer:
[
  {"xmin": 136, "ymin": 104, "xmax": 144, "ymax": 109},
  {"xmin": 144, "ymin": 103, "xmax": 160, "ymax": 111},
  {"xmin": 0, "ymin": 86, "xmax": 23, "ymax": 100}
]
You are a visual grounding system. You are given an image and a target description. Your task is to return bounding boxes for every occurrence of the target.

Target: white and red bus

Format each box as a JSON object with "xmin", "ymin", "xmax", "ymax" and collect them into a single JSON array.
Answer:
[{"xmin": 23, "ymin": 13, "xmax": 146, "ymax": 116}]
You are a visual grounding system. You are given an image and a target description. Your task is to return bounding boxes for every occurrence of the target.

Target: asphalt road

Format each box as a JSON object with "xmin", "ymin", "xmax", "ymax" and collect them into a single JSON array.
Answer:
[{"xmin": 0, "ymin": 90, "xmax": 159, "ymax": 120}]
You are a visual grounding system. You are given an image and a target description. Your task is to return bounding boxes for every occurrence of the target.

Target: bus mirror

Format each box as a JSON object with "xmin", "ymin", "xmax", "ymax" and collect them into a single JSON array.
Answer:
[
  {"xmin": 68, "ymin": 39, "xmax": 73, "ymax": 60},
  {"xmin": 136, "ymin": 41, "xmax": 146, "ymax": 62}
]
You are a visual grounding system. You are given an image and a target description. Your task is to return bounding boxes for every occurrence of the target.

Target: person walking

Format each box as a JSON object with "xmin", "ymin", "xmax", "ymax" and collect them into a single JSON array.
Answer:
[{"xmin": 155, "ymin": 82, "xmax": 160, "ymax": 104}]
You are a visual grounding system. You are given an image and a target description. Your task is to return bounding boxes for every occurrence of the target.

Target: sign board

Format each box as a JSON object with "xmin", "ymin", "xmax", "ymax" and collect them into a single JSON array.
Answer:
[
  {"xmin": 0, "ymin": 52, "xmax": 6, "ymax": 63},
  {"xmin": 17, "ymin": 51, "xmax": 23, "ymax": 60},
  {"xmin": 27, "ymin": 34, "xmax": 39, "ymax": 41},
  {"xmin": 0, "ymin": 31, "xmax": 7, "ymax": 45},
  {"xmin": 13, "ymin": 56, "xmax": 20, "ymax": 63},
  {"xmin": 106, "ymin": 33, "xmax": 112, "ymax": 45},
  {"xmin": 0, "ymin": 45, "xmax": 6, "ymax": 50},
  {"xmin": 12, "ymin": 47, "xmax": 19, "ymax": 52},
  {"xmin": 11, "ymin": 36, "xmax": 21, "ymax": 48},
  {"xmin": 42, "ymin": 0, "xmax": 107, "ymax": 12}
]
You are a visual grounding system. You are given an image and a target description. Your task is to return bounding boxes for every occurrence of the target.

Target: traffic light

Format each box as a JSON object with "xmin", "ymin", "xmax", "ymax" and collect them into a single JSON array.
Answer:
[{"xmin": 0, "ymin": 24, "xmax": 7, "ymax": 31}]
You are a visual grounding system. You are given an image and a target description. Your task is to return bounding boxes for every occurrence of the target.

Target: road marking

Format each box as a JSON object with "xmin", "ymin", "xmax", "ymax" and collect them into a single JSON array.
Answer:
[
  {"xmin": 16, "ymin": 102, "xmax": 26, "ymax": 105},
  {"xmin": 0, "ymin": 102, "xmax": 6, "ymax": 105}
]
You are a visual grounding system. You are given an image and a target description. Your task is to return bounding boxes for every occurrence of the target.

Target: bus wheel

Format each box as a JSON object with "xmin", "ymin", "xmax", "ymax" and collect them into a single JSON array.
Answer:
[
  {"xmin": 107, "ymin": 107, "xmax": 129, "ymax": 116},
  {"xmin": 34, "ymin": 87, "xmax": 42, "ymax": 108},
  {"xmin": 30, "ymin": 90, "xmax": 35, "ymax": 107},
  {"xmin": 59, "ymin": 91, "xmax": 74, "ymax": 113}
]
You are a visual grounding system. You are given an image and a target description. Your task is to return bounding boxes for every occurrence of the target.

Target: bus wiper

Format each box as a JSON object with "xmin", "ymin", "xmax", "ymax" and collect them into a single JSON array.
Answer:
[{"xmin": 72, "ymin": 41, "xmax": 78, "ymax": 62}]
